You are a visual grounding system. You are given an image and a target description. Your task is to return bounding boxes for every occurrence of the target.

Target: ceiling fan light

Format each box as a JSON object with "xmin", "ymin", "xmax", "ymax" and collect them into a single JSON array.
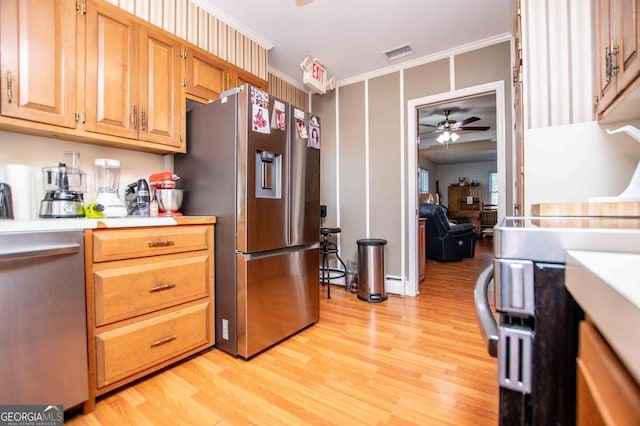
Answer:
[
  {"xmin": 436, "ymin": 134, "xmax": 446, "ymax": 144},
  {"xmin": 450, "ymin": 132, "xmax": 460, "ymax": 142}
]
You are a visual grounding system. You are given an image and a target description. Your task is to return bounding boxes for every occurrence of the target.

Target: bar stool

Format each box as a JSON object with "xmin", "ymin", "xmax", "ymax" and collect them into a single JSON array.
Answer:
[{"xmin": 320, "ymin": 226, "xmax": 348, "ymax": 299}]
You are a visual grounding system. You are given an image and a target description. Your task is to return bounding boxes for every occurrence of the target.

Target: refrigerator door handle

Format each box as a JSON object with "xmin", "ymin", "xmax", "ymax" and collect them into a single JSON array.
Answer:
[
  {"xmin": 474, "ymin": 264, "xmax": 499, "ymax": 358},
  {"xmin": 241, "ymin": 243, "xmax": 320, "ymax": 260}
]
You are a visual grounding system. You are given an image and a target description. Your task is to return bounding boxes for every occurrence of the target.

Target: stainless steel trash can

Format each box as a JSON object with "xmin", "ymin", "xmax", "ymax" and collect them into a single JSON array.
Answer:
[{"xmin": 356, "ymin": 238, "xmax": 388, "ymax": 303}]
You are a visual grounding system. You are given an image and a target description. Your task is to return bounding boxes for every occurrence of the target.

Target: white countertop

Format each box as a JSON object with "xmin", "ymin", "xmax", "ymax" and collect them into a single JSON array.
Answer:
[
  {"xmin": 0, "ymin": 217, "xmax": 178, "ymax": 232},
  {"xmin": 566, "ymin": 250, "xmax": 640, "ymax": 384}
]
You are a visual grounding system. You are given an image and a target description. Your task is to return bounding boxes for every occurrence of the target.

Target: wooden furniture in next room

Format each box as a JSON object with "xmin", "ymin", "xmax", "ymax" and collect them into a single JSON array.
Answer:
[{"xmin": 448, "ymin": 184, "xmax": 482, "ymax": 234}]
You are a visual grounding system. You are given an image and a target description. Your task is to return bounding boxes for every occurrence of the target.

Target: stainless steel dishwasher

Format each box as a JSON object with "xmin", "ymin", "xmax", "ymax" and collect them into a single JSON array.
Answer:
[{"xmin": 0, "ymin": 230, "xmax": 88, "ymax": 409}]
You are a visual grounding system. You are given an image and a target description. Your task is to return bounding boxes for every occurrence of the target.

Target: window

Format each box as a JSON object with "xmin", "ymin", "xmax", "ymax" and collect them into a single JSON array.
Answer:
[
  {"xmin": 489, "ymin": 172, "xmax": 498, "ymax": 205},
  {"xmin": 418, "ymin": 168, "xmax": 429, "ymax": 194}
]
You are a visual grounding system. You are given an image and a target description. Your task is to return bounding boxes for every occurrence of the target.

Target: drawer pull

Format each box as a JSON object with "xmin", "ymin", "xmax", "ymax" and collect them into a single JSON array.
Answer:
[
  {"xmin": 148, "ymin": 240, "xmax": 175, "ymax": 247},
  {"xmin": 149, "ymin": 283, "xmax": 176, "ymax": 293},
  {"xmin": 150, "ymin": 335, "xmax": 177, "ymax": 348}
]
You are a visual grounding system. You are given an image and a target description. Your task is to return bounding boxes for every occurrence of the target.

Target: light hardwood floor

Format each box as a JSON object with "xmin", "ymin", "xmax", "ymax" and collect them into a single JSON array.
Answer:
[{"xmin": 66, "ymin": 241, "xmax": 497, "ymax": 425}]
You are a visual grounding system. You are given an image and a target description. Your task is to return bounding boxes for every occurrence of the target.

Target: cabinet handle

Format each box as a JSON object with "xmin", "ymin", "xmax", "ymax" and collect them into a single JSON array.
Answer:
[
  {"xmin": 606, "ymin": 41, "xmax": 619, "ymax": 79},
  {"xmin": 149, "ymin": 283, "xmax": 176, "ymax": 293},
  {"xmin": 150, "ymin": 335, "xmax": 176, "ymax": 348},
  {"xmin": 147, "ymin": 240, "xmax": 175, "ymax": 247},
  {"xmin": 6, "ymin": 72, "xmax": 12, "ymax": 103},
  {"xmin": 141, "ymin": 107, "xmax": 146, "ymax": 131},
  {"xmin": 132, "ymin": 105, "xmax": 138, "ymax": 129}
]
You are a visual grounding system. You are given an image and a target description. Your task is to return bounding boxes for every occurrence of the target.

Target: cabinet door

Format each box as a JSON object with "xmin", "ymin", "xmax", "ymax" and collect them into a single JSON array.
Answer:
[
  {"xmin": 576, "ymin": 321, "xmax": 640, "ymax": 425},
  {"xmin": 616, "ymin": 0, "xmax": 640, "ymax": 91},
  {"xmin": 231, "ymin": 67, "xmax": 268, "ymax": 91},
  {"xmin": 85, "ymin": 0, "xmax": 139, "ymax": 139},
  {"xmin": 513, "ymin": 0, "xmax": 525, "ymax": 215},
  {"xmin": 185, "ymin": 47, "xmax": 228, "ymax": 101},
  {"xmin": 0, "ymin": 0, "xmax": 76, "ymax": 128},
  {"xmin": 139, "ymin": 26, "xmax": 184, "ymax": 148},
  {"xmin": 596, "ymin": 0, "xmax": 618, "ymax": 113},
  {"xmin": 447, "ymin": 186, "xmax": 459, "ymax": 212}
]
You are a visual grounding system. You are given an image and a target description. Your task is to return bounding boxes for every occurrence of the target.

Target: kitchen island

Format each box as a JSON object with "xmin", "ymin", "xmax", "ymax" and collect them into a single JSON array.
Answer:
[{"xmin": 566, "ymin": 251, "xmax": 640, "ymax": 425}]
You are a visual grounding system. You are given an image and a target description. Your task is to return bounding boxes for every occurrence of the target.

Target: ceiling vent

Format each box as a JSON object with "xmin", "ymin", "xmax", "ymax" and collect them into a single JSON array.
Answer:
[{"xmin": 383, "ymin": 44, "xmax": 413, "ymax": 61}]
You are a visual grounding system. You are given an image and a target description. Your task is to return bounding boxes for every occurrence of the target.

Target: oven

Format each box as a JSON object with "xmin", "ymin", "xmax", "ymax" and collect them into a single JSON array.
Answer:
[{"xmin": 475, "ymin": 216, "xmax": 640, "ymax": 425}]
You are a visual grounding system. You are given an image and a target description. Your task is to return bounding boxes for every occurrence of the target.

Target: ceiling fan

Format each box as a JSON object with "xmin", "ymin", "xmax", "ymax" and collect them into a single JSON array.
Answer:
[{"xmin": 419, "ymin": 109, "xmax": 490, "ymax": 144}]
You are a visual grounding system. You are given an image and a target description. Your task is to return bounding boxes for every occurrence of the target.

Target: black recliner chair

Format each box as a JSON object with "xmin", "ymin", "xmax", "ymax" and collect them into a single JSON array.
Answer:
[{"xmin": 419, "ymin": 203, "xmax": 476, "ymax": 262}]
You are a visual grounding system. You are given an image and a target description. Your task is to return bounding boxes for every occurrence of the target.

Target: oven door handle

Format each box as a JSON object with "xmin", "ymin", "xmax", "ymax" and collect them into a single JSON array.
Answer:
[{"xmin": 474, "ymin": 264, "xmax": 498, "ymax": 358}]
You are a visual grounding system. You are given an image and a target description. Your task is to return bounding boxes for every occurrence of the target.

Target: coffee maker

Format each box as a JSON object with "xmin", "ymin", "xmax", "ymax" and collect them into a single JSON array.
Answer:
[
  {"xmin": 124, "ymin": 178, "xmax": 151, "ymax": 216},
  {"xmin": 39, "ymin": 163, "xmax": 86, "ymax": 218}
]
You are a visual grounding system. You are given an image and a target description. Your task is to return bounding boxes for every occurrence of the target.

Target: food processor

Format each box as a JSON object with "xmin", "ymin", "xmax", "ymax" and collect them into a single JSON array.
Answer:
[
  {"xmin": 39, "ymin": 154, "xmax": 87, "ymax": 218},
  {"xmin": 93, "ymin": 159, "xmax": 127, "ymax": 217}
]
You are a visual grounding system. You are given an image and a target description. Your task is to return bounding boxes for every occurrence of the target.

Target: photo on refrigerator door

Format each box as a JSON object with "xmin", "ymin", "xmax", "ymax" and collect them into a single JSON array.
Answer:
[
  {"xmin": 309, "ymin": 115, "xmax": 320, "ymax": 149},
  {"xmin": 271, "ymin": 100, "xmax": 286, "ymax": 131},
  {"xmin": 252, "ymin": 104, "xmax": 270, "ymax": 134},
  {"xmin": 294, "ymin": 108, "xmax": 308, "ymax": 139}
]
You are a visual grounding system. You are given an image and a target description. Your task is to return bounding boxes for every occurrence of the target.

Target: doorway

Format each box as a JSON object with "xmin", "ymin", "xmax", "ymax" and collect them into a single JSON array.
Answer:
[{"xmin": 407, "ymin": 81, "xmax": 507, "ymax": 296}]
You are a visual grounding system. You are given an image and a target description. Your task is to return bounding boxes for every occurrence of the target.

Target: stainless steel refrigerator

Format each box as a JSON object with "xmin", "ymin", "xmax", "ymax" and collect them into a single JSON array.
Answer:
[{"xmin": 175, "ymin": 84, "xmax": 320, "ymax": 359}]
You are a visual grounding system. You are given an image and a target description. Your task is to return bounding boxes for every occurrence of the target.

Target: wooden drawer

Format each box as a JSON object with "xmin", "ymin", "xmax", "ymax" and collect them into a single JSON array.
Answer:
[
  {"xmin": 92, "ymin": 225, "xmax": 212, "ymax": 262},
  {"xmin": 576, "ymin": 320, "xmax": 640, "ymax": 426},
  {"xmin": 94, "ymin": 251, "xmax": 212, "ymax": 326},
  {"xmin": 95, "ymin": 301, "xmax": 211, "ymax": 388}
]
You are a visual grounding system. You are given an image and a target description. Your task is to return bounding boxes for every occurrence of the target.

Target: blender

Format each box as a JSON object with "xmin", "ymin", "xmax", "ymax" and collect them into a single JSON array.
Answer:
[
  {"xmin": 39, "ymin": 153, "xmax": 87, "ymax": 218},
  {"xmin": 93, "ymin": 159, "xmax": 127, "ymax": 217}
]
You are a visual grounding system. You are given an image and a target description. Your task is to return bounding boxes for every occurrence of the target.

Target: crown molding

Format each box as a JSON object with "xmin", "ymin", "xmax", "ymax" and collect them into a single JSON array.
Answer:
[
  {"xmin": 189, "ymin": 0, "xmax": 274, "ymax": 50},
  {"xmin": 338, "ymin": 32, "xmax": 513, "ymax": 87}
]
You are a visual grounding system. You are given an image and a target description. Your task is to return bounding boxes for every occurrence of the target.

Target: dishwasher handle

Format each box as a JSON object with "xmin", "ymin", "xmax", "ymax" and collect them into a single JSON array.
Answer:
[
  {"xmin": 0, "ymin": 243, "xmax": 81, "ymax": 261},
  {"xmin": 474, "ymin": 264, "xmax": 498, "ymax": 358}
]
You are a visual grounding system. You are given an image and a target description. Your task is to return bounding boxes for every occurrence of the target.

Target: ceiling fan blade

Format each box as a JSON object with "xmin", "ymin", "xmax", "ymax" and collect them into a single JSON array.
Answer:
[
  {"xmin": 458, "ymin": 126, "xmax": 490, "ymax": 131},
  {"xmin": 419, "ymin": 129, "xmax": 439, "ymax": 136},
  {"xmin": 419, "ymin": 123, "xmax": 437, "ymax": 127},
  {"xmin": 457, "ymin": 116, "xmax": 480, "ymax": 126}
]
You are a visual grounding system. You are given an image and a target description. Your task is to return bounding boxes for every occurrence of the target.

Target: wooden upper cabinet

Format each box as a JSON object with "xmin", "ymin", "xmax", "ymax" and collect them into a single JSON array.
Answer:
[
  {"xmin": 596, "ymin": 0, "xmax": 617, "ymax": 112},
  {"xmin": 513, "ymin": 0, "xmax": 524, "ymax": 216},
  {"xmin": 596, "ymin": 0, "xmax": 640, "ymax": 115},
  {"xmin": 84, "ymin": 0, "xmax": 138, "ymax": 139},
  {"xmin": 84, "ymin": 0, "xmax": 184, "ymax": 149},
  {"xmin": 139, "ymin": 27, "xmax": 184, "ymax": 148},
  {"xmin": 185, "ymin": 46, "xmax": 229, "ymax": 102},
  {"xmin": 0, "ymin": 0, "xmax": 77, "ymax": 128},
  {"xmin": 230, "ymin": 67, "xmax": 268, "ymax": 91},
  {"xmin": 615, "ymin": 0, "xmax": 640, "ymax": 91}
]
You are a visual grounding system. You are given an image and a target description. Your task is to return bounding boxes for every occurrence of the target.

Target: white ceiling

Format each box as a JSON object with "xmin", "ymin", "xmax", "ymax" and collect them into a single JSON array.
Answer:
[
  {"xmin": 196, "ymin": 0, "xmax": 512, "ymax": 164},
  {"xmin": 197, "ymin": 0, "xmax": 513, "ymax": 84}
]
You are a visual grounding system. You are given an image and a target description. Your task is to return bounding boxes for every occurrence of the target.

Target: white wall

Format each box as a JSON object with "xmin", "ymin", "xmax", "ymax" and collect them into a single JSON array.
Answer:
[
  {"xmin": 0, "ymin": 131, "xmax": 167, "ymax": 219},
  {"xmin": 524, "ymin": 120, "xmax": 640, "ymax": 213},
  {"xmin": 435, "ymin": 161, "xmax": 497, "ymax": 207}
]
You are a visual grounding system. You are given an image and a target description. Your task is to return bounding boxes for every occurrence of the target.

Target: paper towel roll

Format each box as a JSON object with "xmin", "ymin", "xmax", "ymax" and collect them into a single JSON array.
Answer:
[{"xmin": 4, "ymin": 164, "xmax": 35, "ymax": 220}]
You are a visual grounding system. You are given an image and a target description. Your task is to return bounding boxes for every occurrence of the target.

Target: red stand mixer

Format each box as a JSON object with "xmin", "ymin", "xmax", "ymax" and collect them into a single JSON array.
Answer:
[{"xmin": 149, "ymin": 172, "xmax": 183, "ymax": 217}]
